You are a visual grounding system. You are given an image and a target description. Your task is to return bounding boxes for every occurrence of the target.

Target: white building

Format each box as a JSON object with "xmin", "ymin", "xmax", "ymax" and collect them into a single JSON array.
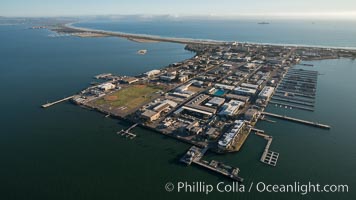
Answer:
[
  {"xmin": 218, "ymin": 100, "xmax": 245, "ymax": 116},
  {"xmin": 241, "ymin": 83, "xmax": 260, "ymax": 90},
  {"xmin": 160, "ymin": 75, "xmax": 176, "ymax": 82},
  {"xmin": 218, "ymin": 120, "xmax": 245, "ymax": 149},
  {"xmin": 215, "ymin": 83, "xmax": 235, "ymax": 91},
  {"xmin": 98, "ymin": 83, "xmax": 116, "ymax": 91},
  {"xmin": 258, "ymin": 86, "xmax": 275, "ymax": 100},
  {"xmin": 233, "ymin": 87, "xmax": 257, "ymax": 96},
  {"xmin": 144, "ymin": 69, "xmax": 161, "ymax": 77}
]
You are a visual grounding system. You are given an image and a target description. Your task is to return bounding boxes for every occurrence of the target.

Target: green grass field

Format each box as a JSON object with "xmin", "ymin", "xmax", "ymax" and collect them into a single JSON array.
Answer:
[{"xmin": 95, "ymin": 85, "xmax": 162, "ymax": 110}]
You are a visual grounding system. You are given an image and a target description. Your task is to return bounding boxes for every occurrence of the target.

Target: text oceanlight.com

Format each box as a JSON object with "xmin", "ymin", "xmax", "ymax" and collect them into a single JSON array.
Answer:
[{"xmin": 164, "ymin": 181, "xmax": 349, "ymax": 195}]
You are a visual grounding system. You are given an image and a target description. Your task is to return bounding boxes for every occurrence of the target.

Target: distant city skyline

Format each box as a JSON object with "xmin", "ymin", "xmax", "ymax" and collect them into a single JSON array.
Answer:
[{"xmin": 1, "ymin": 0, "xmax": 356, "ymax": 19}]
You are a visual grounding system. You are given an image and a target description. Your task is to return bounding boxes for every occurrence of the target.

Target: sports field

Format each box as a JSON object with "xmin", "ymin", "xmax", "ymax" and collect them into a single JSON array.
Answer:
[{"xmin": 94, "ymin": 84, "xmax": 162, "ymax": 110}]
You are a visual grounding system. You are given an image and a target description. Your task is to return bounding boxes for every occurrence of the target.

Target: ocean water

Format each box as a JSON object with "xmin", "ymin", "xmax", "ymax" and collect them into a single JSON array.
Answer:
[
  {"xmin": 0, "ymin": 22, "xmax": 355, "ymax": 200},
  {"xmin": 76, "ymin": 19, "xmax": 356, "ymax": 48}
]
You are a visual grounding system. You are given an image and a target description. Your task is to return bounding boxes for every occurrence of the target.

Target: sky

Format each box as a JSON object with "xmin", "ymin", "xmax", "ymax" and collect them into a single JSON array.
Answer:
[{"xmin": 1, "ymin": 0, "xmax": 356, "ymax": 19}]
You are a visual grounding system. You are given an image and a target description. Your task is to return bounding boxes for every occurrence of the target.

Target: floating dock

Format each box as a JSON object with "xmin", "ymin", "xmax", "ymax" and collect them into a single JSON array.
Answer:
[
  {"xmin": 262, "ymin": 112, "xmax": 330, "ymax": 129},
  {"xmin": 41, "ymin": 95, "xmax": 75, "ymax": 108}
]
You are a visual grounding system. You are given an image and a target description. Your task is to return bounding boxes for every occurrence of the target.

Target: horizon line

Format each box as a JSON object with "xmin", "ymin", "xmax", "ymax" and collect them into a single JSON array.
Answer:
[{"xmin": 2, "ymin": 12, "xmax": 356, "ymax": 20}]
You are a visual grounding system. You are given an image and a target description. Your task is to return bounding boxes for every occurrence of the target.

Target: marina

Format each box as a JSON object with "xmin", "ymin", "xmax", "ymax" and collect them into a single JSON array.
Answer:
[{"xmin": 273, "ymin": 67, "xmax": 319, "ymax": 111}]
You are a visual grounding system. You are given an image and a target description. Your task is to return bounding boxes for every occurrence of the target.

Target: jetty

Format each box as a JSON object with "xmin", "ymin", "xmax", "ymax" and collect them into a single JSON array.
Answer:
[
  {"xmin": 262, "ymin": 112, "xmax": 330, "ymax": 129},
  {"xmin": 41, "ymin": 95, "xmax": 75, "ymax": 108}
]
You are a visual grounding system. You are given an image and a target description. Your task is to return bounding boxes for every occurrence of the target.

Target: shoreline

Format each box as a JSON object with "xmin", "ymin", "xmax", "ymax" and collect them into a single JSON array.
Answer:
[
  {"xmin": 62, "ymin": 23, "xmax": 225, "ymax": 45},
  {"xmin": 62, "ymin": 22, "xmax": 356, "ymax": 50}
]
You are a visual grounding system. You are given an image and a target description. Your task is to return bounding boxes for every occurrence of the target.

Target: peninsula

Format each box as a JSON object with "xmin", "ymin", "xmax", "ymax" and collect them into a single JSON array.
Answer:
[{"xmin": 43, "ymin": 23, "xmax": 356, "ymax": 181}]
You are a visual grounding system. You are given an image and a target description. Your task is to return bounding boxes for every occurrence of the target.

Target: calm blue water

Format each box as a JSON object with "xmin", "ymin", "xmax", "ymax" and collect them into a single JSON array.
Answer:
[
  {"xmin": 76, "ymin": 19, "xmax": 356, "ymax": 48},
  {"xmin": 0, "ymin": 22, "xmax": 355, "ymax": 200}
]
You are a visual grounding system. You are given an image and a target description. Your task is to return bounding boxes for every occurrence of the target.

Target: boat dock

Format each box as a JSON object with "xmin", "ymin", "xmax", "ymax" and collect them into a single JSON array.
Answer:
[
  {"xmin": 270, "ymin": 101, "xmax": 315, "ymax": 111},
  {"xmin": 117, "ymin": 123, "xmax": 139, "ymax": 139},
  {"xmin": 262, "ymin": 112, "xmax": 331, "ymax": 129},
  {"xmin": 180, "ymin": 146, "xmax": 244, "ymax": 182},
  {"xmin": 252, "ymin": 130, "xmax": 279, "ymax": 167},
  {"xmin": 251, "ymin": 127, "xmax": 265, "ymax": 133},
  {"xmin": 273, "ymin": 68, "xmax": 319, "ymax": 111},
  {"xmin": 260, "ymin": 136, "xmax": 279, "ymax": 167},
  {"xmin": 41, "ymin": 95, "xmax": 75, "ymax": 108}
]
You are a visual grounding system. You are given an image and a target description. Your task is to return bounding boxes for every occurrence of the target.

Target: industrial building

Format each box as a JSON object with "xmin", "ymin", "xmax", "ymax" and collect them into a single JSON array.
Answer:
[
  {"xmin": 144, "ymin": 69, "xmax": 161, "ymax": 77},
  {"xmin": 141, "ymin": 110, "xmax": 160, "ymax": 121},
  {"xmin": 218, "ymin": 100, "xmax": 245, "ymax": 116},
  {"xmin": 225, "ymin": 94, "xmax": 250, "ymax": 103},
  {"xmin": 122, "ymin": 77, "xmax": 139, "ymax": 84},
  {"xmin": 206, "ymin": 97, "xmax": 225, "ymax": 107},
  {"xmin": 241, "ymin": 83, "xmax": 260, "ymax": 90},
  {"xmin": 160, "ymin": 75, "xmax": 176, "ymax": 82},
  {"xmin": 215, "ymin": 83, "xmax": 235, "ymax": 91},
  {"xmin": 258, "ymin": 86, "xmax": 275, "ymax": 100},
  {"xmin": 233, "ymin": 87, "xmax": 257, "ymax": 96},
  {"xmin": 180, "ymin": 94, "xmax": 217, "ymax": 117},
  {"xmin": 98, "ymin": 83, "xmax": 116, "ymax": 91},
  {"xmin": 244, "ymin": 108, "xmax": 260, "ymax": 121}
]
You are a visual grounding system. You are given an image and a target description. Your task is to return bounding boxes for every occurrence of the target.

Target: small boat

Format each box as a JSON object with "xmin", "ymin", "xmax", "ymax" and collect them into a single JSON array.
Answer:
[{"xmin": 137, "ymin": 49, "xmax": 147, "ymax": 55}]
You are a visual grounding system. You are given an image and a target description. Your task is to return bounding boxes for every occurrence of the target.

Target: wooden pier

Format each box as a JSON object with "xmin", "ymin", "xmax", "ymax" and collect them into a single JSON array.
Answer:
[
  {"xmin": 262, "ymin": 112, "xmax": 330, "ymax": 129},
  {"xmin": 41, "ymin": 95, "xmax": 76, "ymax": 108}
]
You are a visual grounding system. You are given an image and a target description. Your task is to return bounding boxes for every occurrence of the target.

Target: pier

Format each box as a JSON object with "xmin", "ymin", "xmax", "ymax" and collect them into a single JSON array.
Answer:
[
  {"xmin": 117, "ymin": 123, "xmax": 139, "ymax": 139},
  {"xmin": 251, "ymin": 127, "xmax": 265, "ymax": 133},
  {"xmin": 252, "ymin": 130, "xmax": 279, "ymax": 167},
  {"xmin": 260, "ymin": 136, "xmax": 279, "ymax": 167},
  {"xmin": 41, "ymin": 95, "xmax": 75, "ymax": 108},
  {"xmin": 180, "ymin": 146, "xmax": 244, "ymax": 182},
  {"xmin": 262, "ymin": 112, "xmax": 330, "ymax": 129},
  {"xmin": 192, "ymin": 159, "xmax": 244, "ymax": 182}
]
